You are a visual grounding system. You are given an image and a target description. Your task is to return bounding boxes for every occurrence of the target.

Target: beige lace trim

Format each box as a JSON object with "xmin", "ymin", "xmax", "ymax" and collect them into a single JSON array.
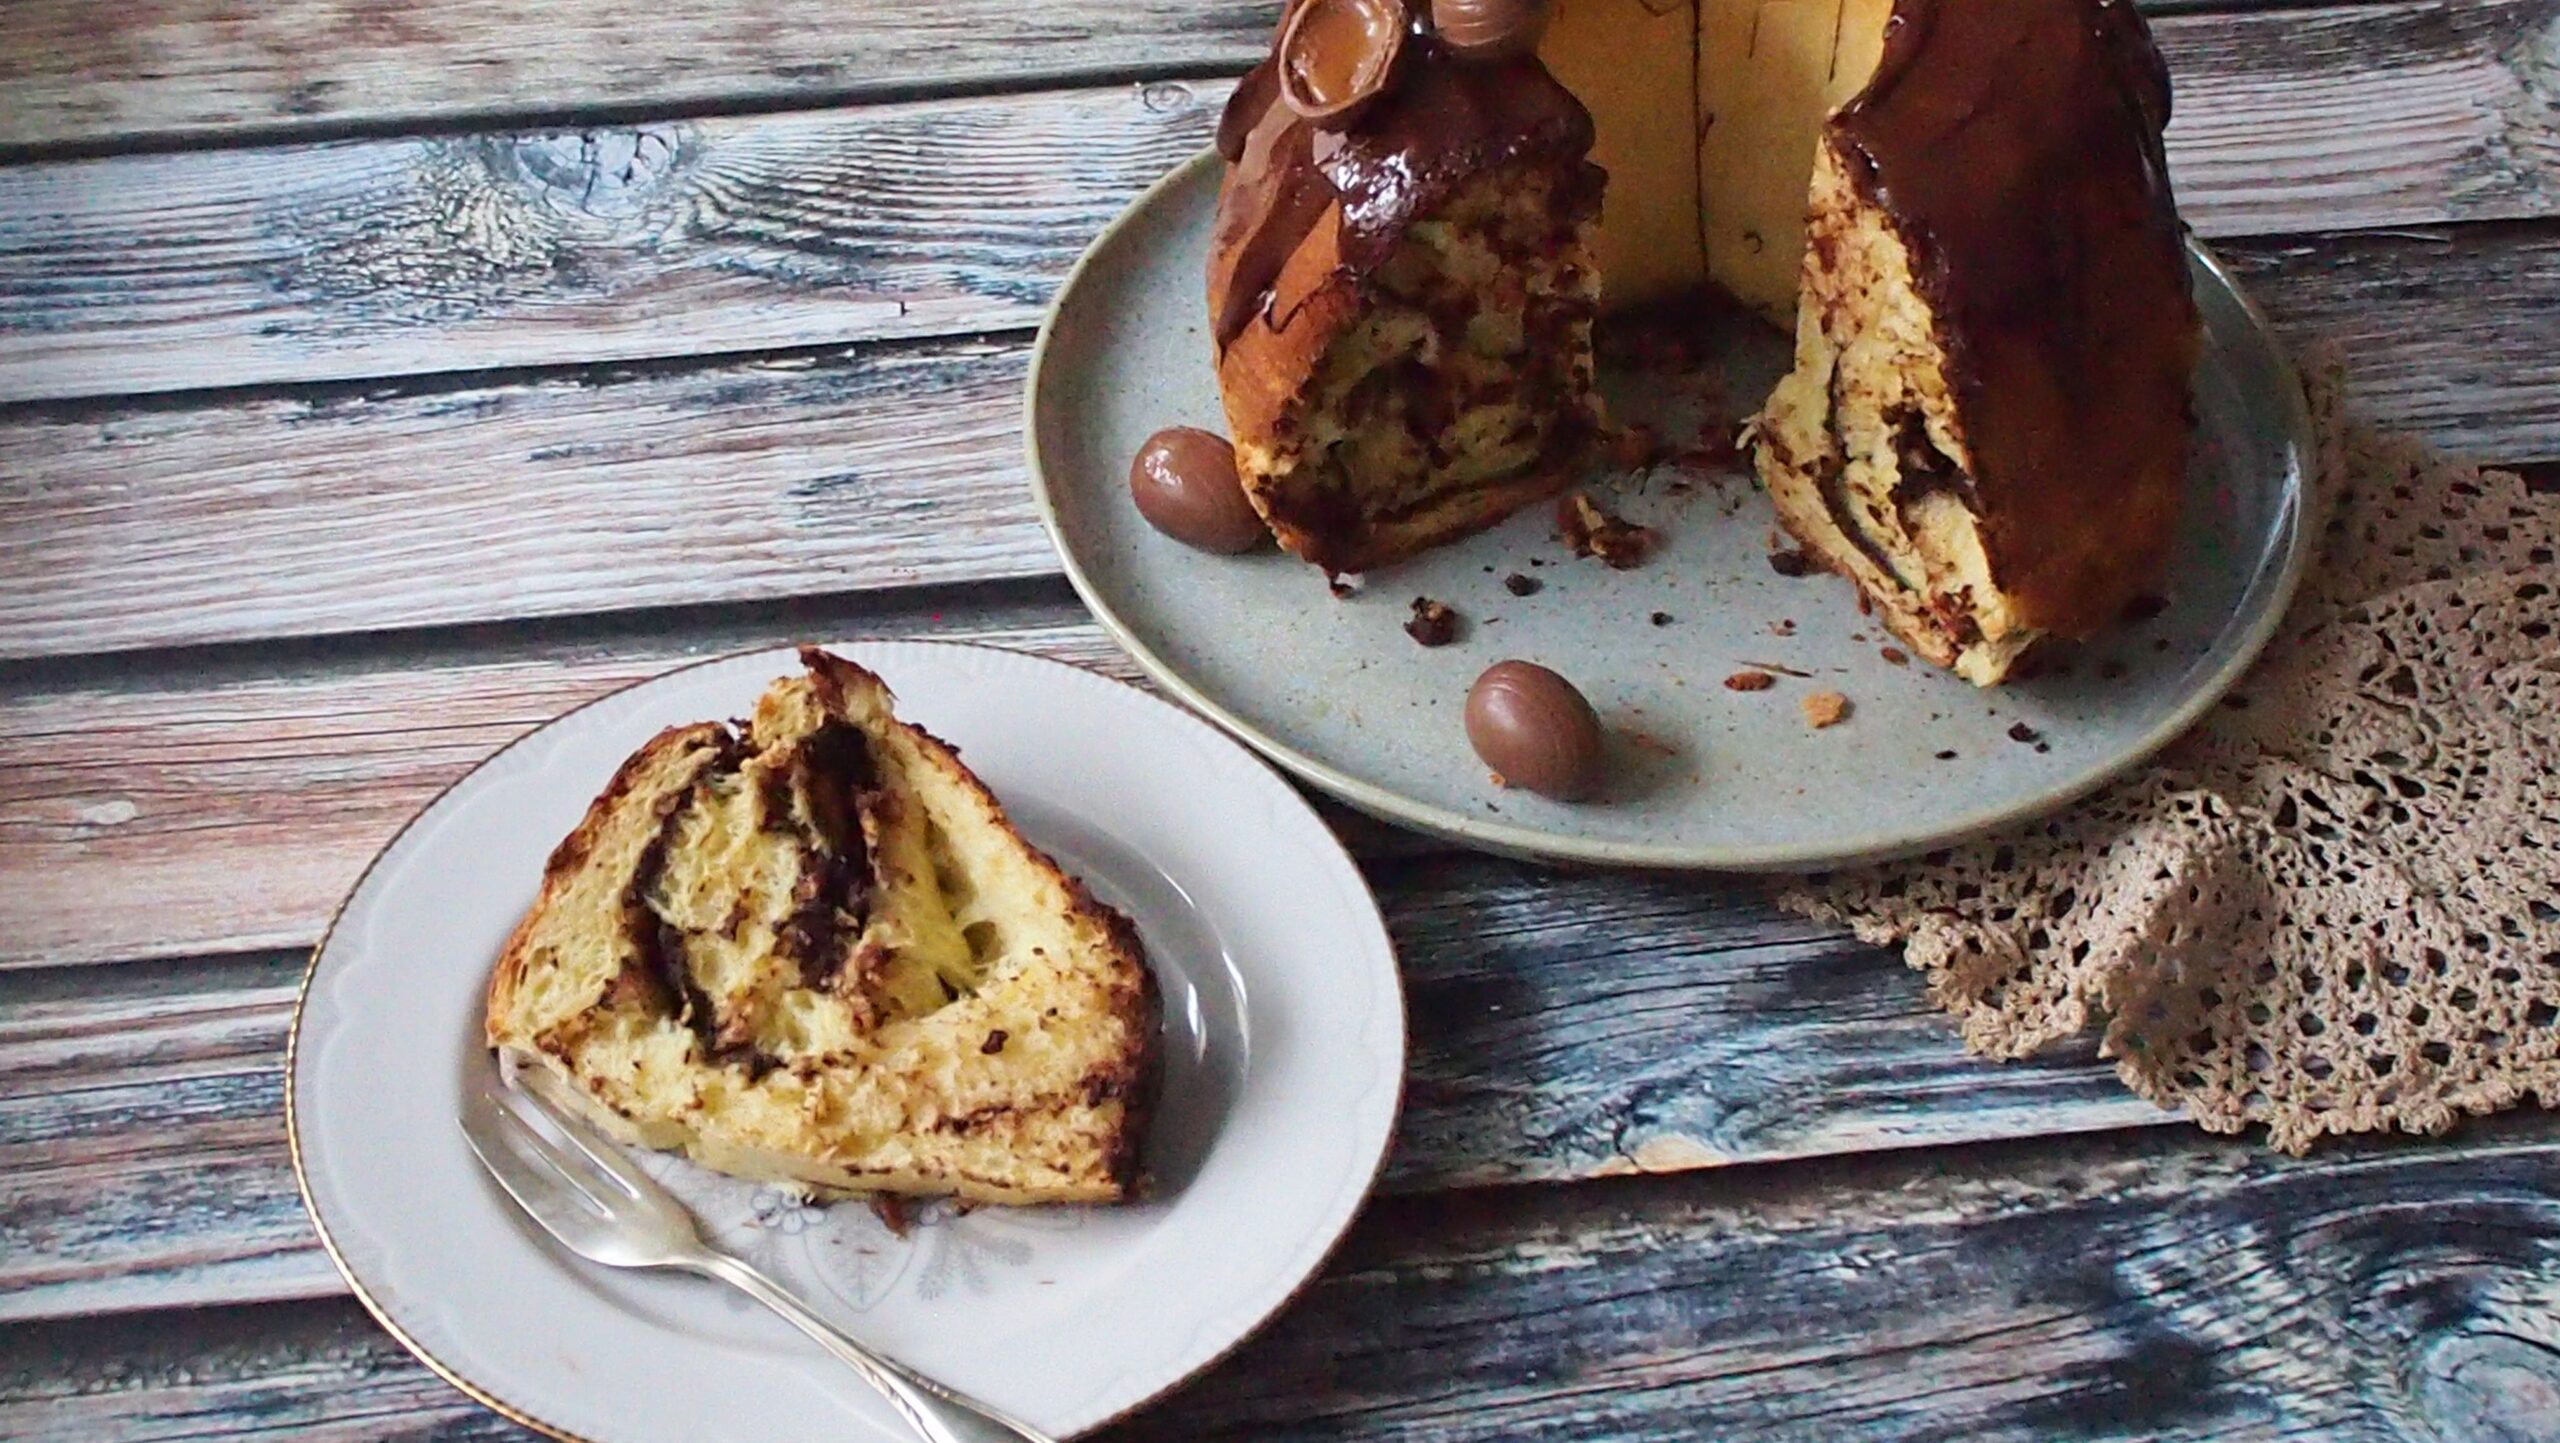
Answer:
[{"xmin": 1781, "ymin": 357, "xmax": 2560, "ymax": 1152}]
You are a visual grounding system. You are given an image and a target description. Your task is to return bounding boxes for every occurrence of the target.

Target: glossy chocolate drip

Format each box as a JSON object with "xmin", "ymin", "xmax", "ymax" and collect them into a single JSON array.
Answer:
[
  {"xmin": 1209, "ymin": 36, "xmax": 1596, "ymax": 352},
  {"xmin": 1829, "ymin": 0, "xmax": 2196, "ymax": 632}
]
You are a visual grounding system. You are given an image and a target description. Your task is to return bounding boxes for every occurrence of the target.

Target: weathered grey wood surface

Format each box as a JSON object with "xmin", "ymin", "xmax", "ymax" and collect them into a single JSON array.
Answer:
[
  {"xmin": 5, "ymin": 0, "xmax": 2558, "ymax": 1437},
  {"xmin": 2, "ymin": 868, "xmax": 2179, "ymax": 1323},
  {"xmin": 3, "ymin": 1, "xmax": 2555, "ymax": 403},
  {"xmin": 0, "ymin": 0, "xmax": 2495, "ymax": 153},
  {"xmin": 0, "ymin": 0, "xmax": 1278, "ymax": 154},
  {"xmin": 0, "ymin": 608, "xmax": 1123, "ymax": 970},
  {"xmin": 6, "ymin": 230, "xmax": 2556, "ymax": 663},
  {"xmin": 7, "ymin": 1120, "xmax": 2556, "ymax": 1441}
]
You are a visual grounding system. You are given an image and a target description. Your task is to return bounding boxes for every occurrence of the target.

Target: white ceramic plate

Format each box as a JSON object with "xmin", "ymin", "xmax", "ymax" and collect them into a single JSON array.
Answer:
[
  {"xmin": 289, "ymin": 641, "xmax": 1403, "ymax": 1442},
  {"xmin": 1026, "ymin": 150, "xmax": 2318, "ymax": 870}
]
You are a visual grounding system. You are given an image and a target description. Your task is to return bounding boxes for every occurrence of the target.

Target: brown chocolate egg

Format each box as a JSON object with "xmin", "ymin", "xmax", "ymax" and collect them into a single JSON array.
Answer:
[
  {"xmin": 1430, "ymin": 0, "xmax": 1552, "ymax": 59},
  {"xmin": 1130, "ymin": 427, "xmax": 1267, "ymax": 554},
  {"xmin": 1465, "ymin": 661, "xmax": 1604, "ymax": 801},
  {"xmin": 1277, "ymin": 0, "xmax": 1407, "ymax": 124}
]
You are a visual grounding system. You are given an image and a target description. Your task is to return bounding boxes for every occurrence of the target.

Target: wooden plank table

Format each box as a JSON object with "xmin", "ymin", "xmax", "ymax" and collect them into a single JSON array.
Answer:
[{"xmin": 4, "ymin": 2, "xmax": 2558, "ymax": 1437}]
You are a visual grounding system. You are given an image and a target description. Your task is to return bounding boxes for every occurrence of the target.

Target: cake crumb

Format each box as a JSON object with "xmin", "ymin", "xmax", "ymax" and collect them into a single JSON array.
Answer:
[
  {"xmin": 1558, "ymin": 492, "xmax": 1657, "ymax": 569},
  {"xmin": 1880, "ymin": 646, "xmax": 1910, "ymax": 667},
  {"xmin": 1772, "ymin": 619, "xmax": 1797, "ymax": 637},
  {"xmin": 1609, "ymin": 423, "xmax": 1668, "ymax": 470},
  {"xmin": 1802, "ymin": 691, "xmax": 1852, "ymax": 729},
  {"xmin": 1404, "ymin": 597, "xmax": 1460, "ymax": 647},
  {"xmin": 1628, "ymin": 730, "xmax": 1679, "ymax": 757},
  {"xmin": 1651, "ymin": 611, "xmax": 1674, "ymax": 627},
  {"xmin": 1767, "ymin": 547, "xmax": 1814, "ymax": 578},
  {"xmin": 870, "ymin": 1195, "xmax": 912, "ymax": 1238},
  {"xmin": 1725, "ymin": 670, "xmax": 1777, "ymax": 693},
  {"xmin": 1504, "ymin": 572, "xmax": 1542, "ymax": 597},
  {"xmin": 2007, "ymin": 722, "xmax": 2044, "ymax": 745},
  {"xmin": 1328, "ymin": 577, "xmax": 1357, "ymax": 600},
  {"xmin": 1677, "ymin": 422, "xmax": 1743, "ymax": 471},
  {"xmin": 1934, "ymin": 749, "xmax": 1959, "ymax": 761}
]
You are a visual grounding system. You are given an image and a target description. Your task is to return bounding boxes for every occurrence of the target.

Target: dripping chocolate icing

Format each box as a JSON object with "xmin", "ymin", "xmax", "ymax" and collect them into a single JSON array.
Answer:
[
  {"xmin": 1208, "ymin": 21, "xmax": 1596, "ymax": 353},
  {"xmin": 1827, "ymin": 0, "xmax": 2197, "ymax": 635}
]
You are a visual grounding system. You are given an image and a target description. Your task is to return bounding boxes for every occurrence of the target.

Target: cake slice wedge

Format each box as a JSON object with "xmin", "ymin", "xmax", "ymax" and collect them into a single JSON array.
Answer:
[
  {"xmin": 485, "ymin": 648, "xmax": 1158, "ymax": 1205},
  {"xmin": 1753, "ymin": 0, "xmax": 2198, "ymax": 685}
]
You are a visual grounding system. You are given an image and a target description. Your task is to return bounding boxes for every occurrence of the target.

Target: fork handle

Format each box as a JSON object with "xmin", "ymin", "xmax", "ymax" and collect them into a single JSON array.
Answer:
[{"xmin": 692, "ymin": 1251, "xmax": 1056, "ymax": 1443}]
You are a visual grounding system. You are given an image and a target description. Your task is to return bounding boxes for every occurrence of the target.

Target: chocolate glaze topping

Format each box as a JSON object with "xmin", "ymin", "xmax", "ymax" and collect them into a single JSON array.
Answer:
[
  {"xmin": 1209, "ymin": 17, "xmax": 1596, "ymax": 352},
  {"xmin": 1829, "ymin": 0, "xmax": 2197, "ymax": 632}
]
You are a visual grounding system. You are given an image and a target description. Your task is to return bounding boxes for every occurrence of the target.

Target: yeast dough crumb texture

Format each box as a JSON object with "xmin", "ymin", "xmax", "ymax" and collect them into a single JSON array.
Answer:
[{"xmin": 485, "ymin": 649, "xmax": 1159, "ymax": 1205}]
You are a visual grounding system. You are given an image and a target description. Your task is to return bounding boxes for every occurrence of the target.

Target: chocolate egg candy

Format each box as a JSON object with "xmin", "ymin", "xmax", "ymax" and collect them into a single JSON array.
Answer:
[
  {"xmin": 1130, "ymin": 427, "xmax": 1267, "ymax": 554},
  {"xmin": 1277, "ymin": 0, "xmax": 1407, "ymax": 124},
  {"xmin": 1465, "ymin": 661, "xmax": 1604, "ymax": 801},
  {"xmin": 1431, "ymin": 0, "xmax": 1552, "ymax": 59}
]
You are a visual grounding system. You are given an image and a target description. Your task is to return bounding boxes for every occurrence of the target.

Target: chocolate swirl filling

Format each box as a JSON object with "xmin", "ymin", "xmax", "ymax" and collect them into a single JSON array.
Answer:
[
  {"xmin": 619, "ymin": 722, "xmax": 884, "ymax": 1074},
  {"xmin": 770, "ymin": 720, "xmax": 881, "ymax": 992}
]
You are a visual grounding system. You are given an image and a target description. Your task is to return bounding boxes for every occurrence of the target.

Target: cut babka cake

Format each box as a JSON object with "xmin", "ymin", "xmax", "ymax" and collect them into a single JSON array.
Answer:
[
  {"xmin": 1205, "ymin": 0, "xmax": 2200, "ymax": 684},
  {"xmin": 1753, "ymin": 1, "xmax": 2197, "ymax": 683},
  {"xmin": 485, "ymin": 648, "xmax": 1159, "ymax": 1205},
  {"xmin": 1208, "ymin": 8, "xmax": 1606, "ymax": 575}
]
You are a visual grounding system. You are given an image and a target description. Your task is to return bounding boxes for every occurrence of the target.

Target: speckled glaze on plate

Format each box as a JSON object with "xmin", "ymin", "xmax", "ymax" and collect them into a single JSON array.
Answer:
[{"xmin": 1027, "ymin": 150, "xmax": 2317, "ymax": 871}]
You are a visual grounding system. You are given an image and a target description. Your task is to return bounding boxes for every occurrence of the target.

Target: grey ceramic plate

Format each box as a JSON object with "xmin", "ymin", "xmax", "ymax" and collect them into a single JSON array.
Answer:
[{"xmin": 1026, "ymin": 150, "xmax": 2316, "ymax": 871}]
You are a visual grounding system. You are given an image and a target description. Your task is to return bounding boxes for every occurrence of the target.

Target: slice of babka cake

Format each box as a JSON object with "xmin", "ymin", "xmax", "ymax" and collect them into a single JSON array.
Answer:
[{"xmin": 485, "ymin": 648, "xmax": 1158, "ymax": 1205}]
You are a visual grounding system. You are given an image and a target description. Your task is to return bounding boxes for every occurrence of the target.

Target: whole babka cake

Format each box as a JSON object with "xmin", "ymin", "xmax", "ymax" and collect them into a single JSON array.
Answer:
[
  {"xmin": 485, "ymin": 649, "xmax": 1159, "ymax": 1205},
  {"xmin": 1207, "ymin": 0, "xmax": 2199, "ymax": 685}
]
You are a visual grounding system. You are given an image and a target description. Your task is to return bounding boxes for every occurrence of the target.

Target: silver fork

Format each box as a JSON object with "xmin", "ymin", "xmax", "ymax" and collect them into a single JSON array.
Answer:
[{"xmin": 461, "ymin": 1072, "xmax": 1055, "ymax": 1443}]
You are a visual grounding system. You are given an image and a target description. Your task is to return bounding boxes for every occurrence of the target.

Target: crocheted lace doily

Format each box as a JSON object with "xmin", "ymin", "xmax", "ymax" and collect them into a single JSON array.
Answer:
[{"xmin": 1782, "ymin": 359, "xmax": 2560, "ymax": 1152}]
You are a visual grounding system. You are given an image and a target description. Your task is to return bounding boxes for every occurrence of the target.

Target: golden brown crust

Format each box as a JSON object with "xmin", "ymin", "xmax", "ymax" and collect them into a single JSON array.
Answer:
[
  {"xmin": 1288, "ymin": 466, "xmax": 1585, "ymax": 577},
  {"xmin": 1210, "ymin": 203, "xmax": 1359, "ymax": 481},
  {"xmin": 482, "ymin": 723, "xmax": 728, "ymax": 1046}
]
